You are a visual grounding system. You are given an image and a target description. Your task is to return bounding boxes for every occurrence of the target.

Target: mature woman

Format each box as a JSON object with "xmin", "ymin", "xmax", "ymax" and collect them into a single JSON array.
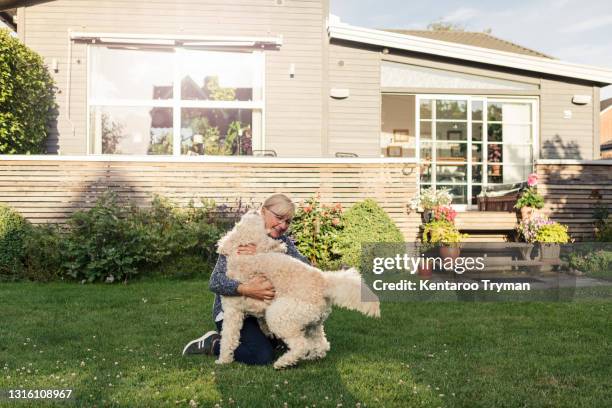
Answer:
[{"xmin": 182, "ymin": 193, "xmax": 309, "ymax": 365}]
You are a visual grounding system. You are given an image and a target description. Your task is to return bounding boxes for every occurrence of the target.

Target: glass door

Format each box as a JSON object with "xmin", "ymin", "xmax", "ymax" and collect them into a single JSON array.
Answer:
[
  {"xmin": 417, "ymin": 95, "xmax": 470, "ymax": 209},
  {"xmin": 416, "ymin": 95, "xmax": 537, "ymax": 209}
]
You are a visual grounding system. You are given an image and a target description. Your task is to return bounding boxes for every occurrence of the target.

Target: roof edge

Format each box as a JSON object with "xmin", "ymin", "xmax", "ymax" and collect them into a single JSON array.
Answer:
[
  {"xmin": 383, "ymin": 29, "xmax": 554, "ymax": 59},
  {"xmin": 328, "ymin": 19, "xmax": 612, "ymax": 85}
]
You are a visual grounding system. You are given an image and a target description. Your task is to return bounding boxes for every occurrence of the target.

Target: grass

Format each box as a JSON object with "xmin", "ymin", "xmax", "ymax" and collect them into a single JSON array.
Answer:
[{"xmin": 0, "ymin": 281, "xmax": 611, "ymax": 407}]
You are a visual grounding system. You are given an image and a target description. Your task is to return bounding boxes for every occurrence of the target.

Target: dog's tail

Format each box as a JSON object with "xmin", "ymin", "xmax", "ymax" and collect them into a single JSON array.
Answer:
[{"xmin": 322, "ymin": 268, "xmax": 380, "ymax": 318}]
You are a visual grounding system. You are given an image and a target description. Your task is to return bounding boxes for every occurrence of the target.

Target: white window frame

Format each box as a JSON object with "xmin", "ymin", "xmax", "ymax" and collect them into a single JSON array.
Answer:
[
  {"xmin": 415, "ymin": 94, "xmax": 539, "ymax": 210},
  {"xmin": 86, "ymin": 45, "xmax": 266, "ymax": 156}
]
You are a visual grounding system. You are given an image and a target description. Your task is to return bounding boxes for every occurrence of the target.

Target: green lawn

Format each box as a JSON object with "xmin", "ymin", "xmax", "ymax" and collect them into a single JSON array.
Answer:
[{"xmin": 1, "ymin": 281, "xmax": 610, "ymax": 407}]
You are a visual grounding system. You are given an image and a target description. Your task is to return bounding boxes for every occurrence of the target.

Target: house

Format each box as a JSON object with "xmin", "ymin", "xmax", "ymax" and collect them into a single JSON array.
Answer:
[
  {"xmin": 601, "ymin": 98, "xmax": 612, "ymax": 158},
  {"xmin": 1, "ymin": 0, "xmax": 612, "ymax": 240}
]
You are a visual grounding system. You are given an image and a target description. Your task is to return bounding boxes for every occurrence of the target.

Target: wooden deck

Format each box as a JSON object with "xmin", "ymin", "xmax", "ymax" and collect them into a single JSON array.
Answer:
[{"xmin": 455, "ymin": 211, "xmax": 518, "ymax": 242}]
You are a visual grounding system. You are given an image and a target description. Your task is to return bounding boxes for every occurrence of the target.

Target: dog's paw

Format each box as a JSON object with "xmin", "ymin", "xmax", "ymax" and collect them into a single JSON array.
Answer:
[
  {"xmin": 215, "ymin": 357, "xmax": 233, "ymax": 365},
  {"xmin": 273, "ymin": 359, "xmax": 297, "ymax": 370},
  {"xmin": 273, "ymin": 361, "xmax": 288, "ymax": 370}
]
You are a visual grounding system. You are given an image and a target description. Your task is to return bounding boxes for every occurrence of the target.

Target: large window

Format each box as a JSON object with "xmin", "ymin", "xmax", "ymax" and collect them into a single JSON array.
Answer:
[
  {"xmin": 88, "ymin": 46, "xmax": 264, "ymax": 155},
  {"xmin": 417, "ymin": 96, "xmax": 537, "ymax": 206}
]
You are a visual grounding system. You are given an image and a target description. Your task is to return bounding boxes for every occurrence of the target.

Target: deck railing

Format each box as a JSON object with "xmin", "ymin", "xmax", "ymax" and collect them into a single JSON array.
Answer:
[
  {"xmin": 2, "ymin": 156, "xmax": 611, "ymax": 241},
  {"xmin": 0, "ymin": 156, "xmax": 421, "ymax": 241}
]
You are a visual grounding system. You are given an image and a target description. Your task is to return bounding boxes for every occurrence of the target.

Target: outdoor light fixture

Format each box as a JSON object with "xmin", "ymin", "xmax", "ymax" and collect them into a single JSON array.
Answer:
[
  {"xmin": 571, "ymin": 95, "xmax": 591, "ymax": 105},
  {"xmin": 330, "ymin": 88, "xmax": 350, "ymax": 99},
  {"xmin": 289, "ymin": 63, "xmax": 295, "ymax": 78}
]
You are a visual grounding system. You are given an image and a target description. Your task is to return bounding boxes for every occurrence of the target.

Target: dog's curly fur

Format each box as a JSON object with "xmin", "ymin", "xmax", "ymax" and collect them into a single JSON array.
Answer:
[{"xmin": 216, "ymin": 210, "xmax": 380, "ymax": 369}]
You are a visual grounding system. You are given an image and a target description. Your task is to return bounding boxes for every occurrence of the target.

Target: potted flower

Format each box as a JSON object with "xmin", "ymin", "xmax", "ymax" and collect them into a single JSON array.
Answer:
[
  {"xmin": 409, "ymin": 187, "xmax": 452, "ymax": 223},
  {"xmin": 432, "ymin": 205, "xmax": 457, "ymax": 224},
  {"xmin": 516, "ymin": 215, "xmax": 550, "ymax": 262},
  {"xmin": 535, "ymin": 222, "xmax": 570, "ymax": 260},
  {"xmin": 488, "ymin": 144, "xmax": 502, "ymax": 176},
  {"xmin": 514, "ymin": 173, "xmax": 545, "ymax": 220},
  {"xmin": 422, "ymin": 219, "xmax": 467, "ymax": 260},
  {"xmin": 417, "ymin": 241, "xmax": 435, "ymax": 278}
]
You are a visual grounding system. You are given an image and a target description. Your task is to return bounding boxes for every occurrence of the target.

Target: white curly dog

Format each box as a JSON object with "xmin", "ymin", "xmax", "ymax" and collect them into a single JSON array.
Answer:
[{"xmin": 216, "ymin": 210, "xmax": 380, "ymax": 369}]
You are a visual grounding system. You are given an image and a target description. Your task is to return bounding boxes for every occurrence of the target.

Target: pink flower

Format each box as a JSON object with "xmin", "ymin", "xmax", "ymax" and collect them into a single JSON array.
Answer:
[
  {"xmin": 433, "ymin": 205, "xmax": 457, "ymax": 223},
  {"xmin": 303, "ymin": 205, "xmax": 312, "ymax": 213},
  {"xmin": 527, "ymin": 173, "xmax": 538, "ymax": 187},
  {"xmin": 332, "ymin": 218, "xmax": 340, "ymax": 226}
]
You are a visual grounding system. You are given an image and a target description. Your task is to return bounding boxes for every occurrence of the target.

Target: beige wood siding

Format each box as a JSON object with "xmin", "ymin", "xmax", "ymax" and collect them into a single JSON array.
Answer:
[
  {"xmin": 20, "ymin": 0, "xmax": 327, "ymax": 156},
  {"xmin": 337, "ymin": 48, "xmax": 601, "ymax": 161},
  {"xmin": 540, "ymin": 80, "xmax": 597, "ymax": 160},
  {"xmin": 328, "ymin": 41, "xmax": 381, "ymax": 157},
  {"xmin": 538, "ymin": 163, "xmax": 612, "ymax": 241},
  {"xmin": 0, "ymin": 159, "xmax": 420, "ymax": 241}
]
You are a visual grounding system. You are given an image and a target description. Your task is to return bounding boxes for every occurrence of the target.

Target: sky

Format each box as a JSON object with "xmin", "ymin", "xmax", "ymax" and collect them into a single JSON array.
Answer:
[{"xmin": 331, "ymin": 0, "xmax": 612, "ymax": 100}]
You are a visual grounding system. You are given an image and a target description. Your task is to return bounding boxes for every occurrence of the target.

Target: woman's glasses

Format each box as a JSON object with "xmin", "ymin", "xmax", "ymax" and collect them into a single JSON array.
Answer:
[{"xmin": 266, "ymin": 208, "xmax": 292, "ymax": 226}]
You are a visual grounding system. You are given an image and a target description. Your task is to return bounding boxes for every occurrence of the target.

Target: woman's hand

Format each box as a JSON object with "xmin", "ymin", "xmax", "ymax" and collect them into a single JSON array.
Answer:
[
  {"xmin": 237, "ymin": 275, "xmax": 275, "ymax": 301},
  {"xmin": 236, "ymin": 244, "xmax": 257, "ymax": 255}
]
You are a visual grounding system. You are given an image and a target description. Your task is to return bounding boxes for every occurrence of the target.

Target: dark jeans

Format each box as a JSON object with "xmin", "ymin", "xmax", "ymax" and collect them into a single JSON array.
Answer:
[{"xmin": 213, "ymin": 316, "xmax": 277, "ymax": 365}]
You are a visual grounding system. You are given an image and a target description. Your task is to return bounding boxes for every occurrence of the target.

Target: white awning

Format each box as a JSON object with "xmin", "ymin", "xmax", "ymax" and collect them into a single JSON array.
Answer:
[{"xmin": 70, "ymin": 31, "xmax": 283, "ymax": 49}]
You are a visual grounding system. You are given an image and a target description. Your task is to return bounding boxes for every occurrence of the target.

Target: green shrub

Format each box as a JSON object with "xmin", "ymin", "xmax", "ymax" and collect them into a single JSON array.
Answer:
[
  {"xmin": 22, "ymin": 223, "xmax": 64, "ymax": 282},
  {"xmin": 0, "ymin": 203, "xmax": 29, "ymax": 280},
  {"xmin": 0, "ymin": 28, "xmax": 56, "ymax": 154},
  {"xmin": 568, "ymin": 249, "xmax": 612, "ymax": 280},
  {"xmin": 62, "ymin": 193, "xmax": 224, "ymax": 283},
  {"xmin": 596, "ymin": 220, "xmax": 612, "ymax": 242},
  {"xmin": 290, "ymin": 195, "xmax": 343, "ymax": 268},
  {"xmin": 335, "ymin": 199, "xmax": 404, "ymax": 268},
  {"xmin": 0, "ymin": 195, "xmax": 227, "ymax": 283},
  {"xmin": 62, "ymin": 193, "xmax": 152, "ymax": 282}
]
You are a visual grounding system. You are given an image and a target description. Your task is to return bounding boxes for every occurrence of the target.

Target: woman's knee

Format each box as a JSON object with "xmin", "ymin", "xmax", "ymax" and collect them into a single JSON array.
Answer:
[
  {"xmin": 254, "ymin": 345, "xmax": 275, "ymax": 365},
  {"xmin": 236, "ymin": 342, "xmax": 274, "ymax": 365}
]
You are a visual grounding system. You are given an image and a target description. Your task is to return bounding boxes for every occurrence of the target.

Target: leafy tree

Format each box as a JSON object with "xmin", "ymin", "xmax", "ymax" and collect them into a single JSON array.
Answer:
[
  {"xmin": 427, "ymin": 21, "xmax": 465, "ymax": 31},
  {"xmin": 0, "ymin": 28, "xmax": 56, "ymax": 154},
  {"xmin": 101, "ymin": 113, "xmax": 125, "ymax": 154},
  {"xmin": 205, "ymin": 76, "xmax": 236, "ymax": 101}
]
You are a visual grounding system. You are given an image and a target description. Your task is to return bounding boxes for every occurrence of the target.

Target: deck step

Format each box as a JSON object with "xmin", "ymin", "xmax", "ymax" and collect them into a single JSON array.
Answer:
[{"xmin": 455, "ymin": 211, "xmax": 518, "ymax": 231}]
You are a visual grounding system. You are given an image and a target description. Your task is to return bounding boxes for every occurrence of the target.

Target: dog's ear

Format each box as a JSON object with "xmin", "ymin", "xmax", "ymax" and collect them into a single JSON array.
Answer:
[{"xmin": 217, "ymin": 211, "xmax": 260, "ymax": 255}]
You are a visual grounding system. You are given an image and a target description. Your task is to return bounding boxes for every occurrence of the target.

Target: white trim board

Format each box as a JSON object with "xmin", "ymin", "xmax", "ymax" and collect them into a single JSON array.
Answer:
[
  {"xmin": 328, "ymin": 20, "xmax": 612, "ymax": 85},
  {"xmin": 0, "ymin": 155, "xmax": 418, "ymax": 164},
  {"xmin": 70, "ymin": 31, "xmax": 283, "ymax": 48},
  {"xmin": 537, "ymin": 159, "xmax": 612, "ymax": 165}
]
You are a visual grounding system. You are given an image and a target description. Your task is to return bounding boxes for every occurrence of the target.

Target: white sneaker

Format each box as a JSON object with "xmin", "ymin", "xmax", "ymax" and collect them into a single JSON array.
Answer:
[{"xmin": 182, "ymin": 331, "xmax": 220, "ymax": 356}]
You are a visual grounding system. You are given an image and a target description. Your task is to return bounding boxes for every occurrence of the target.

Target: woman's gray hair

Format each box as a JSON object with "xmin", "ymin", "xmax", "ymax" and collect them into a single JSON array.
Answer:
[{"xmin": 261, "ymin": 193, "xmax": 295, "ymax": 219}]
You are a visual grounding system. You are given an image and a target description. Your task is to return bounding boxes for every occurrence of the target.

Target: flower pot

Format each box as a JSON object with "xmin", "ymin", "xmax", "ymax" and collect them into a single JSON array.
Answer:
[
  {"xmin": 418, "ymin": 262, "xmax": 433, "ymax": 278},
  {"xmin": 421, "ymin": 210, "xmax": 434, "ymax": 223},
  {"xmin": 440, "ymin": 246, "xmax": 460, "ymax": 260},
  {"xmin": 518, "ymin": 244, "xmax": 535, "ymax": 260},
  {"xmin": 540, "ymin": 243, "xmax": 560, "ymax": 260},
  {"xmin": 520, "ymin": 206, "xmax": 533, "ymax": 221}
]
